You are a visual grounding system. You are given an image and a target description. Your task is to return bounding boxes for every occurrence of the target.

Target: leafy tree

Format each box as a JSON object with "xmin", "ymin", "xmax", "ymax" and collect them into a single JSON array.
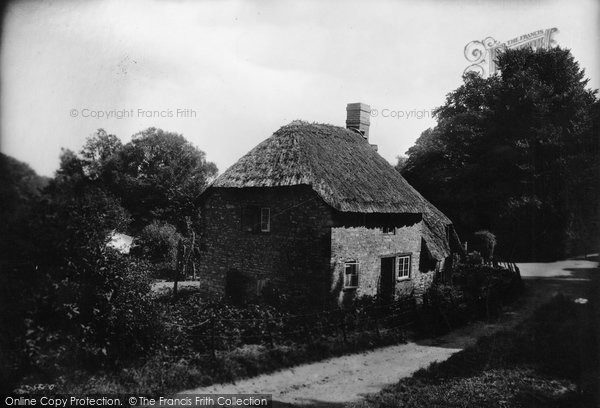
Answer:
[
  {"xmin": 104, "ymin": 127, "xmax": 218, "ymax": 230},
  {"xmin": 0, "ymin": 154, "xmax": 50, "ymax": 390},
  {"xmin": 1, "ymin": 148, "xmax": 163, "ymax": 387},
  {"xmin": 0, "ymin": 153, "xmax": 49, "ymax": 259},
  {"xmin": 402, "ymin": 47, "xmax": 599, "ymax": 260},
  {"xmin": 395, "ymin": 155, "xmax": 408, "ymax": 172},
  {"xmin": 2, "ymin": 127, "xmax": 217, "ymax": 388},
  {"xmin": 80, "ymin": 129, "xmax": 123, "ymax": 180}
]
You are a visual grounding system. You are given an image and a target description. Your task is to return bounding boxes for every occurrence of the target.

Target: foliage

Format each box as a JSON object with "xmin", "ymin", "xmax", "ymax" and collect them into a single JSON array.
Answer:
[
  {"xmin": 1, "ymin": 125, "xmax": 218, "ymax": 391},
  {"xmin": 470, "ymin": 230, "xmax": 497, "ymax": 262},
  {"xmin": 420, "ymin": 283, "xmax": 468, "ymax": 332},
  {"xmin": 137, "ymin": 221, "xmax": 182, "ymax": 277},
  {"xmin": 402, "ymin": 47, "xmax": 600, "ymax": 260},
  {"xmin": 394, "ymin": 155, "xmax": 408, "ymax": 172},
  {"xmin": 0, "ymin": 153, "xmax": 50, "ymax": 260},
  {"xmin": 103, "ymin": 127, "xmax": 218, "ymax": 230},
  {"xmin": 80, "ymin": 129, "xmax": 123, "ymax": 181},
  {"xmin": 1, "ymin": 149, "xmax": 158, "ymax": 389},
  {"xmin": 355, "ymin": 294, "xmax": 598, "ymax": 408},
  {"xmin": 420, "ymin": 264, "xmax": 522, "ymax": 334},
  {"xmin": 19, "ymin": 169, "xmax": 164, "ymax": 369}
]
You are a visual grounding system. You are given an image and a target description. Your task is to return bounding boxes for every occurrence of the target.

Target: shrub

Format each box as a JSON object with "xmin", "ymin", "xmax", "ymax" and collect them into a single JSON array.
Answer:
[
  {"xmin": 419, "ymin": 263, "xmax": 522, "ymax": 334},
  {"xmin": 103, "ymin": 257, "xmax": 164, "ymax": 362},
  {"xmin": 137, "ymin": 221, "xmax": 182, "ymax": 278},
  {"xmin": 20, "ymin": 253, "xmax": 164, "ymax": 384},
  {"xmin": 471, "ymin": 230, "xmax": 497, "ymax": 263},
  {"xmin": 420, "ymin": 283, "xmax": 468, "ymax": 334},
  {"xmin": 453, "ymin": 263, "xmax": 522, "ymax": 310}
]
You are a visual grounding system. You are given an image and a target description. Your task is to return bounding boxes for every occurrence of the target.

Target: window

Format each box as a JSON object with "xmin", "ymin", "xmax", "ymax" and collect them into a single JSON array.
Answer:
[
  {"xmin": 396, "ymin": 255, "xmax": 411, "ymax": 280},
  {"xmin": 344, "ymin": 261, "xmax": 359, "ymax": 289},
  {"xmin": 256, "ymin": 279, "xmax": 268, "ymax": 296},
  {"xmin": 241, "ymin": 206, "xmax": 270, "ymax": 233},
  {"xmin": 382, "ymin": 226, "xmax": 396, "ymax": 235},
  {"xmin": 260, "ymin": 208, "xmax": 270, "ymax": 232}
]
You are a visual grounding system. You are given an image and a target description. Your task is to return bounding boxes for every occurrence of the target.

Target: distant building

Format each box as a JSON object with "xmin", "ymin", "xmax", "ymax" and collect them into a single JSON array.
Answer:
[
  {"xmin": 107, "ymin": 231, "xmax": 134, "ymax": 254},
  {"xmin": 197, "ymin": 103, "xmax": 462, "ymax": 307}
]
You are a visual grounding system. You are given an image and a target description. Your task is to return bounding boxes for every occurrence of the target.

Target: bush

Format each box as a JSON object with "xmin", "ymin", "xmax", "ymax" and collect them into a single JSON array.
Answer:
[
  {"xmin": 419, "ymin": 264, "xmax": 522, "ymax": 334},
  {"xmin": 137, "ymin": 221, "xmax": 182, "ymax": 278},
  {"xmin": 453, "ymin": 263, "xmax": 522, "ymax": 309},
  {"xmin": 471, "ymin": 230, "xmax": 497, "ymax": 263},
  {"xmin": 19, "ymin": 253, "xmax": 164, "ymax": 386},
  {"xmin": 102, "ymin": 257, "xmax": 164, "ymax": 362},
  {"xmin": 420, "ymin": 283, "xmax": 468, "ymax": 334}
]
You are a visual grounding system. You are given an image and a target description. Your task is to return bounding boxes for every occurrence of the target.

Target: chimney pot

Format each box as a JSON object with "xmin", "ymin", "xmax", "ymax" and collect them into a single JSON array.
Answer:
[{"xmin": 346, "ymin": 102, "xmax": 371, "ymax": 141}]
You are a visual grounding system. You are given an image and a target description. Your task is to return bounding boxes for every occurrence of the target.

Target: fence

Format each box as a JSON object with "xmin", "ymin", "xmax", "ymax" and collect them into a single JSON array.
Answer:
[{"xmin": 165, "ymin": 297, "xmax": 417, "ymax": 357}]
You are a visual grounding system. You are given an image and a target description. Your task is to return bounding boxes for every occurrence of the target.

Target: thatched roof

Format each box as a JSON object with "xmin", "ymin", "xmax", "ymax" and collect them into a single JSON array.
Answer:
[
  {"xmin": 211, "ymin": 121, "xmax": 451, "ymax": 224},
  {"xmin": 421, "ymin": 220, "xmax": 451, "ymax": 259}
]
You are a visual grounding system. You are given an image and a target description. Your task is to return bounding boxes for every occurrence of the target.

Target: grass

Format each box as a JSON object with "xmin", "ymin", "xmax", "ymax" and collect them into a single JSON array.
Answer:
[{"xmin": 352, "ymin": 291, "xmax": 599, "ymax": 408}]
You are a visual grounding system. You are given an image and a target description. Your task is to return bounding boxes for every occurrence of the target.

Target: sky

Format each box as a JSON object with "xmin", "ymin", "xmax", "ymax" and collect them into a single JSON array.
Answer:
[{"xmin": 1, "ymin": 0, "xmax": 599, "ymax": 177}]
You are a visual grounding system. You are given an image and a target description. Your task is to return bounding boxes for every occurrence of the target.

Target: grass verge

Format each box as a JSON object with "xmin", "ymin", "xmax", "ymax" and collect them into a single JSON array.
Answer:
[{"xmin": 353, "ymin": 290, "xmax": 599, "ymax": 408}]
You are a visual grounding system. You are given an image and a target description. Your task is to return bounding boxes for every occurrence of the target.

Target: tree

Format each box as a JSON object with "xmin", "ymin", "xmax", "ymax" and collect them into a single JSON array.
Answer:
[
  {"xmin": 104, "ymin": 127, "xmax": 218, "ymax": 231},
  {"xmin": 18, "ymin": 148, "xmax": 167, "ymax": 372},
  {"xmin": 395, "ymin": 155, "xmax": 408, "ymax": 172},
  {"xmin": 80, "ymin": 129, "xmax": 123, "ymax": 180},
  {"xmin": 402, "ymin": 47, "xmax": 599, "ymax": 260}
]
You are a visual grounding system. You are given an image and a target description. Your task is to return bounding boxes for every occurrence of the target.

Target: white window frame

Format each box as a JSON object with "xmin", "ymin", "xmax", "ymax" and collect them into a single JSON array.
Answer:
[
  {"xmin": 344, "ymin": 261, "xmax": 359, "ymax": 289},
  {"xmin": 260, "ymin": 207, "xmax": 270, "ymax": 232},
  {"xmin": 396, "ymin": 254, "xmax": 411, "ymax": 281}
]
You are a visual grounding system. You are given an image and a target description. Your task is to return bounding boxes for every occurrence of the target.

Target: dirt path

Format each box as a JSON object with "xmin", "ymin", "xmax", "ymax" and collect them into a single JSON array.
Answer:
[{"xmin": 180, "ymin": 259, "xmax": 598, "ymax": 407}]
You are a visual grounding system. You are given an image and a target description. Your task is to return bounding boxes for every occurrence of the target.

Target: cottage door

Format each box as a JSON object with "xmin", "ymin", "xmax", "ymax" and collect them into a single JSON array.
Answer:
[{"xmin": 379, "ymin": 257, "xmax": 396, "ymax": 302}]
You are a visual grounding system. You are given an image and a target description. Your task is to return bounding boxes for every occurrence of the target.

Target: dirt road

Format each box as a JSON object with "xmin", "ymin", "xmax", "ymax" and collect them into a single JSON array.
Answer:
[{"xmin": 180, "ymin": 259, "xmax": 598, "ymax": 407}]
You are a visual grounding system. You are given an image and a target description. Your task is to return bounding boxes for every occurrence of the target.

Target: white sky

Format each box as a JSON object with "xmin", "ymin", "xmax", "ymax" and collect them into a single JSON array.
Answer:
[{"xmin": 1, "ymin": 0, "xmax": 599, "ymax": 177}]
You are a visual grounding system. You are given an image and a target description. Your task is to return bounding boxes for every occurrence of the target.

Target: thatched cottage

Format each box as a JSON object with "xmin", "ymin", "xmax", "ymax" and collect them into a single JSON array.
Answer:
[{"xmin": 197, "ymin": 103, "xmax": 461, "ymax": 307}]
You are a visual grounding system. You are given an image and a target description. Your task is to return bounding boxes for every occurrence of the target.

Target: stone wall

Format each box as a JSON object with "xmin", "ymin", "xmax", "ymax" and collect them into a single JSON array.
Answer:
[
  {"xmin": 198, "ymin": 186, "xmax": 443, "ymax": 307},
  {"xmin": 330, "ymin": 219, "xmax": 437, "ymax": 304},
  {"xmin": 197, "ymin": 185, "xmax": 334, "ymax": 306}
]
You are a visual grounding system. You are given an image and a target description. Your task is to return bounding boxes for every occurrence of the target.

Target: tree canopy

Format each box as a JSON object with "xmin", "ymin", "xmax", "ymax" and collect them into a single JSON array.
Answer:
[
  {"xmin": 0, "ymin": 127, "xmax": 217, "ymax": 387},
  {"xmin": 402, "ymin": 47, "xmax": 599, "ymax": 260},
  {"xmin": 102, "ymin": 128, "xmax": 218, "ymax": 230}
]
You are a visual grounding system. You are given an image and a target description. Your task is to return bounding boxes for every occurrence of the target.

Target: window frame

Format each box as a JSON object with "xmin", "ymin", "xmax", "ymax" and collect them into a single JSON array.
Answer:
[
  {"xmin": 382, "ymin": 226, "xmax": 396, "ymax": 235},
  {"xmin": 396, "ymin": 254, "xmax": 412, "ymax": 281},
  {"xmin": 343, "ymin": 261, "xmax": 359, "ymax": 290},
  {"xmin": 260, "ymin": 207, "xmax": 270, "ymax": 233}
]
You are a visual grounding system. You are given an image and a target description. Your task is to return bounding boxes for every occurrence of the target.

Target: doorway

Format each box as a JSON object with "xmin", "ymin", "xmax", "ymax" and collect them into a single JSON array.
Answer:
[{"xmin": 380, "ymin": 256, "xmax": 396, "ymax": 302}]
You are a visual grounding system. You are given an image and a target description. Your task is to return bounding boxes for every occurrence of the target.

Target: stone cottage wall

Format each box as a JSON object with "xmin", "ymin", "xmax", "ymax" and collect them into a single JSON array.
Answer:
[
  {"xmin": 197, "ymin": 185, "xmax": 334, "ymax": 307},
  {"xmin": 330, "ymin": 219, "xmax": 437, "ymax": 304}
]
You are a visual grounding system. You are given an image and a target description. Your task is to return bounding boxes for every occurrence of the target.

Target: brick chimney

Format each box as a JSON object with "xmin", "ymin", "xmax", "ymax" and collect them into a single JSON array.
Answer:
[{"xmin": 346, "ymin": 102, "xmax": 371, "ymax": 141}]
